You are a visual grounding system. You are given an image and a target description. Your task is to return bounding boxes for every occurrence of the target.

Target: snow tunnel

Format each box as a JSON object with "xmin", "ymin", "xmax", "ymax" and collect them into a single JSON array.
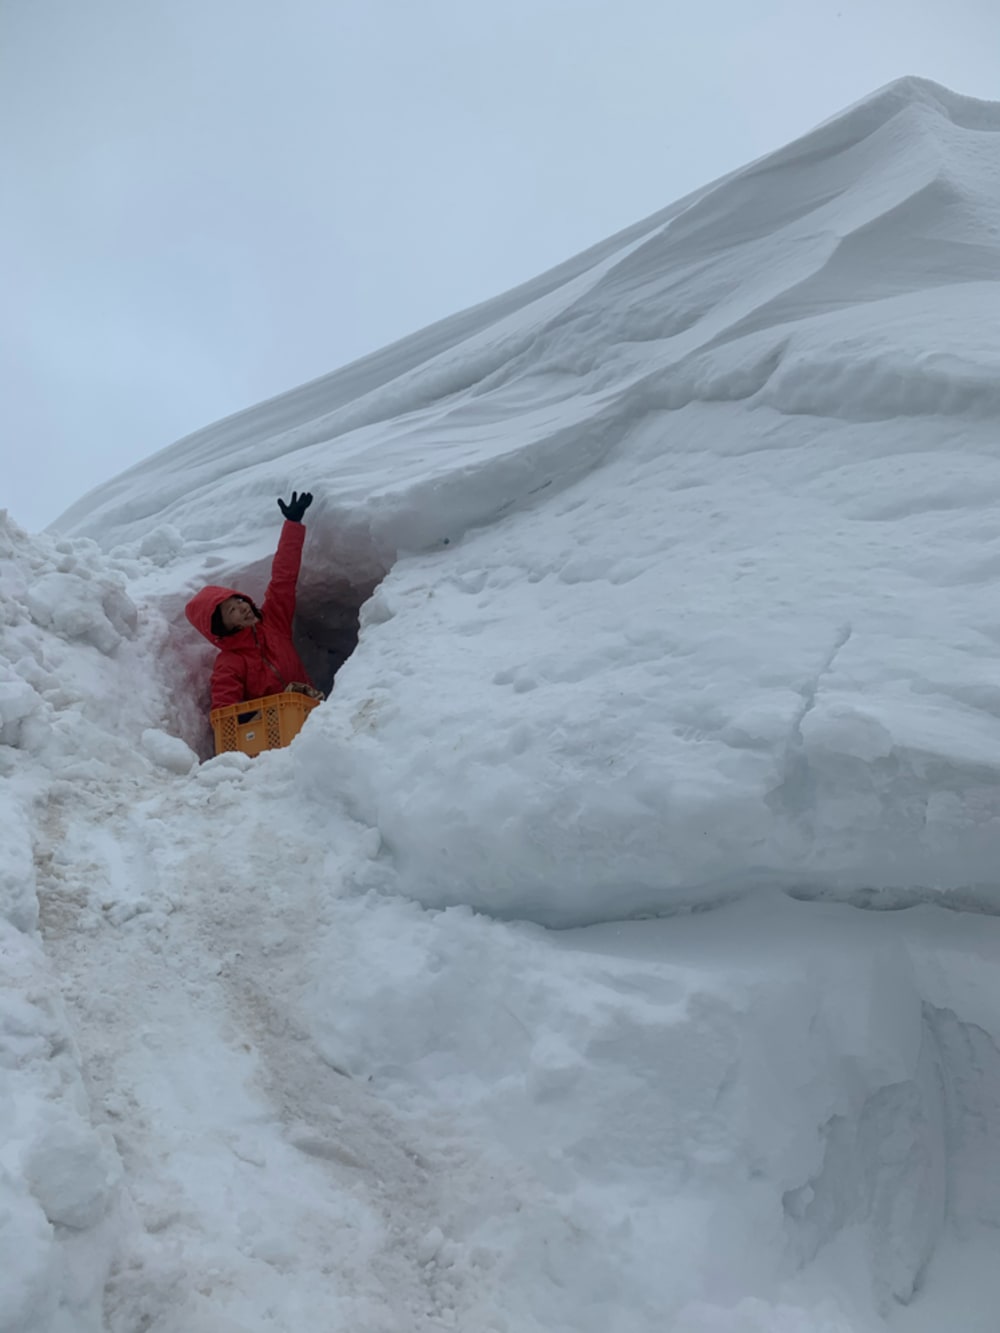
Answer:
[{"xmin": 293, "ymin": 569, "xmax": 385, "ymax": 699}]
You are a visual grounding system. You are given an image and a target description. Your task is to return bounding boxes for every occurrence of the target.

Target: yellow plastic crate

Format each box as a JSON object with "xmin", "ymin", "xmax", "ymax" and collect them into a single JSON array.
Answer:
[{"xmin": 210, "ymin": 691, "xmax": 320, "ymax": 757}]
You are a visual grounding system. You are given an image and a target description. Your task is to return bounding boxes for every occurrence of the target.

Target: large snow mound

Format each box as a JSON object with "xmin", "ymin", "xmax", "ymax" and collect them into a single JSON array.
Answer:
[
  {"xmin": 14, "ymin": 75, "xmax": 1000, "ymax": 1333},
  {"xmin": 55, "ymin": 76, "xmax": 1000, "ymax": 926}
]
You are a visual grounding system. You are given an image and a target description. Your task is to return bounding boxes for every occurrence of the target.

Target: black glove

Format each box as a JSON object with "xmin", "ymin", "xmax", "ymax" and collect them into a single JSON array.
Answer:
[{"xmin": 277, "ymin": 491, "xmax": 313, "ymax": 523}]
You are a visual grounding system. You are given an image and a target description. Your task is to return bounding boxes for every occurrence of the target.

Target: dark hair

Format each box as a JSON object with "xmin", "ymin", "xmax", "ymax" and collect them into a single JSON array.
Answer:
[{"xmin": 211, "ymin": 596, "xmax": 256, "ymax": 637}]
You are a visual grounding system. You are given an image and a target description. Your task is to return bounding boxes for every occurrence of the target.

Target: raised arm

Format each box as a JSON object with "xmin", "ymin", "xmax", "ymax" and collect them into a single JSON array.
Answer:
[{"xmin": 261, "ymin": 491, "xmax": 313, "ymax": 634}]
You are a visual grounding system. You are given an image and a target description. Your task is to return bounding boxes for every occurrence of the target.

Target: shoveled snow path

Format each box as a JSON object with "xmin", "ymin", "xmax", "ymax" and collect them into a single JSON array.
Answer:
[{"xmin": 35, "ymin": 755, "xmax": 512, "ymax": 1333}]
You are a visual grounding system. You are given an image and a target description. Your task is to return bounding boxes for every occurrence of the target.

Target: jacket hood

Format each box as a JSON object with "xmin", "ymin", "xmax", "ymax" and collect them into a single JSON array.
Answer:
[{"xmin": 185, "ymin": 585, "xmax": 261, "ymax": 646}]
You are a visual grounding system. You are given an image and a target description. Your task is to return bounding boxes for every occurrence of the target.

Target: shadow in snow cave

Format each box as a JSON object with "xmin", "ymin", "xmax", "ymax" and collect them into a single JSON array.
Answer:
[{"xmin": 294, "ymin": 572, "xmax": 383, "ymax": 697}]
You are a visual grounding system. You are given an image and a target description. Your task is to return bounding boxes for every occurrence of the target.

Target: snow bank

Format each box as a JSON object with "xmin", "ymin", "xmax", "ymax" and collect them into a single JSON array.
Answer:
[
  {"xmin": 19, "ymin": 75, "xmax": 1000, "ymax": 1332},
  {"xmin": 55, "ymin": 78, "xmax": 1000, "ymax": 926},
  {"xmin": 292, "ymin": 886, "xmax": 1000, "ymax": 1331},
  {"xmin": 0, "ymin": 914, "xmax": 123, "ymax": 1333},
  {"xmin": 66, "ymin": 723, "xmax": 1000, "ymax": 1333},
  {"xmin": 0, "ymin": 512, "xmax": 159, "ymax": 757},
  {"xmin": 0, "ymin": 513, "xmax": 181, "ymax": 1333}
]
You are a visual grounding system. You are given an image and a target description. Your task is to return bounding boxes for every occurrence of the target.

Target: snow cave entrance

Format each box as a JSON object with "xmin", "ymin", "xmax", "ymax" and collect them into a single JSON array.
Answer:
[
  {"xmin": 292, "ymin": 567, "xmax": 386, "ymax": 699},
  {"xmin": 176, "ymin": 537, "xmax": 391, "ymax": 760}
]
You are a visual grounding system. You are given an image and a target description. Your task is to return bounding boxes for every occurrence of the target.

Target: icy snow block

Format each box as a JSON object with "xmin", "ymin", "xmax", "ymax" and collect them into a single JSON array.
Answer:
[
  {"xmin": 140, "ymin": 728, "xmax": 198, "ymax": 775},
  {"xmin": 24, "ymin": 1118, "xmax": 120, "ymax": 1230},
  {"xmin": 0, "ymin": 678, "xmax": 39, "ymax": 748},
  {"xmin": 137, "ymin": 523, "xmax": 184, "ymax": 566},
  {"xmin": 25, "ymin": 573, "xmax": 136, "ymax": 654}
]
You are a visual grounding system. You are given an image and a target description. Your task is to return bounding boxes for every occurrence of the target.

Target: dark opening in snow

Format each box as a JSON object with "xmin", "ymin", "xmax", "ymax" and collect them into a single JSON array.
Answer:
[{"xmin": 294, "ymin": 570, "xmax": 383, "ymax": 697}]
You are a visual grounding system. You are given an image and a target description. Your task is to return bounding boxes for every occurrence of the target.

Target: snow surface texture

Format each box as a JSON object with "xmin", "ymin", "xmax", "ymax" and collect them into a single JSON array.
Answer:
[
  {"xmin": 60, "ymin": 77, "xmax": 1000, "ymax": 926},
  {"xmin": 3, "ymin": 75, "xmax": 1000, "ymax": 1330}
]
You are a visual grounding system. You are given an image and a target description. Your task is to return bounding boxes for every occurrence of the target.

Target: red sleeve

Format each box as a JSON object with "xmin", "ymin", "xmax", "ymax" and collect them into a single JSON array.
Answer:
[
  {"xmin": 261, "ymin": 520, "xmax": 305, "ymax": 636},
  {"xmin": 211, "ymin": 652, "xmax": 249, "ymax": 709}
]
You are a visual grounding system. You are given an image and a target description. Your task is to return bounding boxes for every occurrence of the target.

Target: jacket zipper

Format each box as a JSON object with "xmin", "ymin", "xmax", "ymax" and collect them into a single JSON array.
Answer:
[{"xmin": 253, "ymin": 628, "xmax": 288, "ymax": 690}]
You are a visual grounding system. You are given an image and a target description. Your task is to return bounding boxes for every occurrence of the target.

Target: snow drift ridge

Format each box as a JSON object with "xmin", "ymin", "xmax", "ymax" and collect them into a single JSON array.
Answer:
[
  {"xmin": 54, "ymin": 76, "xmax": 1000, "ymax": 548},
  {"xmin": 53, "ymin": 75, "xmax": 1000, "ymax": 928}
]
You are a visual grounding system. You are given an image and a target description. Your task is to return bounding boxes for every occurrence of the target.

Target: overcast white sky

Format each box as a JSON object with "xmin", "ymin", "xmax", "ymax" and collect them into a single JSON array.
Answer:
[{"xmin": 3, "ymin": 0, "xmax": 999, "ymax": 532}]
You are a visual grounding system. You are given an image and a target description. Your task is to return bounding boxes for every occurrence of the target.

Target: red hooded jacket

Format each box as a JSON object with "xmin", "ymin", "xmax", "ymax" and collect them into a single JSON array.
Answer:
[{"xmin": 185, "ymin": 520, "xmax": 315, "ymax": 709}]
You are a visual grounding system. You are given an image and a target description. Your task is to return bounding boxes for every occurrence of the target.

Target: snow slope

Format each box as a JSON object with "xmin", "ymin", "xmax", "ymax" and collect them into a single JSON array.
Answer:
[
  {"xmin": 58, "ymin": 75, "xmax": 1000, "ymax": 926},
  {"xmin": 5, "ymin": 74, "xmax": 1000, "ymax": 1332}
]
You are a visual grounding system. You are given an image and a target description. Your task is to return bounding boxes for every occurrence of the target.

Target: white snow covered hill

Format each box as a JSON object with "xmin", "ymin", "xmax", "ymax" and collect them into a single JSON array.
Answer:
[{"xmin": 5, "ymin": 74, "xmax": 1000, "ymax": 1332}]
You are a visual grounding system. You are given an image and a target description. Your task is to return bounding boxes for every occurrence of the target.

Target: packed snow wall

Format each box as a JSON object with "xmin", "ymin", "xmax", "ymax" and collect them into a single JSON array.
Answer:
[{"xmin": 54, "ymin": 76, "xmax": 1000, "ymax": 926}]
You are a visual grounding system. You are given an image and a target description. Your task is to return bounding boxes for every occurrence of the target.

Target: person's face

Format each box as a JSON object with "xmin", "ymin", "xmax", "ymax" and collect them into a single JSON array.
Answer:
[{"xmin": 218, "ymin": 596, "xmax": 256, "ymax": 632}]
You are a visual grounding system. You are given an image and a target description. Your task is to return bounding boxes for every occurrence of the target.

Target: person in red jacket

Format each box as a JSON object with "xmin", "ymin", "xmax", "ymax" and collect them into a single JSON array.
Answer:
[{"xmin": 185, "ymin": 490, "xmax": 323, "ymax": 710}]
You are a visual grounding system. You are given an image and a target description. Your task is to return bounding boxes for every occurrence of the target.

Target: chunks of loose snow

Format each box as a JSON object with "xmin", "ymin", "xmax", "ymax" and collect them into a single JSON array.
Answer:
[
  {"xmin": 23, "ymin": 1117, "xmax": 120, "ymax": 1230},
  {"xmin": 0, "ymin": 514, "xmax": 166, "ymax": 1332},
  {"xmin": 0, "ymin": 677, "xmax": 39, "ymax": 748},
  {"xmin": 140, "ymin": 728, "xmax": 198, "ymax": 775},
  {"xmin": 137, "ymin": 523, "xmax": 184, "ymax": 566},
  {"xmin": 0, "ymin": 513, "xmax": 171, "ymax": 775},
  {"xmin": 194, "ymin": 751, "xmax": 255, "ymax": 788},
  {"xmin": 2, "ymin": 514, "xmax": 137, "ymax": 661},
  {"xmin": 25, "ymin": 572, "xmax": 135, "ymax": 655}
]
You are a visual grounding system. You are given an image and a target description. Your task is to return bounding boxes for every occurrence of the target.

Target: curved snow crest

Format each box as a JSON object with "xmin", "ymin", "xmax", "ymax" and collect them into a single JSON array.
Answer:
[
  {"xmin": 53, "ymin": 76, "xmax": 1000, "ymax": 553},
  {"xmin": 53, "ymin": 79, "xmax": 1000, "ymax": 925}
]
